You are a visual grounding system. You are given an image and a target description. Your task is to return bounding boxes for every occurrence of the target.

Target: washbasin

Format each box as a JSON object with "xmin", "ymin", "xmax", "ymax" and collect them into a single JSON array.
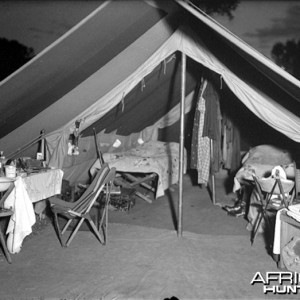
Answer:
[{"xmin": 0, "ymin": 177, "xmax": 14, "ymax": 192}]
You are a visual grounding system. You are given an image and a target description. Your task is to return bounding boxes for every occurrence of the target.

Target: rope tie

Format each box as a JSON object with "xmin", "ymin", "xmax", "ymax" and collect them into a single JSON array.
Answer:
[
  {"xmin": 121, "ymin": 92, "xmax": 125, "ymax": 112},
  {"xmin": 141, "ymin": 78, "xmax": 146, "ymax": 91},
  {"xmin": 163, "ymin": 54, "xmax": 176, "ymax": 75},
  {"xmin": 163, "ymin": 60, "xmax": 167, "ymax": 75}
]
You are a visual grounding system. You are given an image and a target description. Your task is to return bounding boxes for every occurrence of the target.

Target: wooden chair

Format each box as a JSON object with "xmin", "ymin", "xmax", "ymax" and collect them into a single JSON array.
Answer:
[
  {"xmin": 251, "ymin": 169, "xmax": 295, "ymax": 245},
  {"xmin": 0, "ymin": 184, "xmax": 14, "ymax": 263},
  {"xmin": 49, "ymin": 163, "xmax": 115, "ymax": 247}
]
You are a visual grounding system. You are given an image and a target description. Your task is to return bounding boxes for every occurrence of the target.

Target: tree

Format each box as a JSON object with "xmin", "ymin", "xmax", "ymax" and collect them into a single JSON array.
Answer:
[
  {"xmin": 190, "ymin": 0, "xmax": 240, "ymax": 19},
  {"xmin": 0, "ymin": 38, "xmax": 35, "ymax": 81},
  {"xmin": 271, "ymin": 39, "xmax": 300, "ymax": 80}
]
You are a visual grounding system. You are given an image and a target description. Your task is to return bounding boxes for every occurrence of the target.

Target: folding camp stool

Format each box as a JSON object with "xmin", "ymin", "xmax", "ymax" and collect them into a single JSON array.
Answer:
[{"xmin": 251, "ymin": 169, "xmax": 295, "ymax": 245}]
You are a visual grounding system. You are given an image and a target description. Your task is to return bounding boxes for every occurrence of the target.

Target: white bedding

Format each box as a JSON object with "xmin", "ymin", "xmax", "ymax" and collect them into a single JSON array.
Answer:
[{"xmin": 91, "ymin": 141, "xmax": 186, "ymax": 198}]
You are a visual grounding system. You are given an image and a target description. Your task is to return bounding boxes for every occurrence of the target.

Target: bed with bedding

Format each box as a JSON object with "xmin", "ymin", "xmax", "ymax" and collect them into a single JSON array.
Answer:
[{"xmin": 90, "ymin": 140, "xmax": 186, "ymax": 199}]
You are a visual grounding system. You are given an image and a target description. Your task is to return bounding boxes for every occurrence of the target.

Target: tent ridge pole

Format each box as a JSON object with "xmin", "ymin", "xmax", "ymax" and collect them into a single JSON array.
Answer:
[{"xmin": 178, "ymin": 52, "xmax": 186, "ymax": 237}]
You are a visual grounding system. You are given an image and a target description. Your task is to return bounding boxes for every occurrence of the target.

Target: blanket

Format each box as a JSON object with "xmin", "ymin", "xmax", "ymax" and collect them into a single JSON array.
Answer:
[{"xmin": 91, "ymin": 141, "xmax": 186, "ymax": 198}]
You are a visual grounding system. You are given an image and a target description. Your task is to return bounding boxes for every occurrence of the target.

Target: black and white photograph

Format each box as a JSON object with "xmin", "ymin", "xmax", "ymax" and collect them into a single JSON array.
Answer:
[{"xmin": 1, "ymin": 1, "xmax": 300, "ymax": 299}]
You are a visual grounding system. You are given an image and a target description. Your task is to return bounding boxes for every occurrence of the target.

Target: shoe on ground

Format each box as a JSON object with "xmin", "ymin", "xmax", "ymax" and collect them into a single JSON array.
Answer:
[
  {"xmin": 227, "ymin": 206, "xmax": 246, "ymax": 217},
  {"xmin": 223, "ymin": 202, "xmax": 245, "ymax": 213}
]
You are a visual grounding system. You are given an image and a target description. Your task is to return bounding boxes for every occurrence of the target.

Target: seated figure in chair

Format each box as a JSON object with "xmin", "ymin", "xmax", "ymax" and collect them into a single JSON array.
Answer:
[{"xmin": 247, "ymin": 166, "xmax": 295, "ymax": 251}]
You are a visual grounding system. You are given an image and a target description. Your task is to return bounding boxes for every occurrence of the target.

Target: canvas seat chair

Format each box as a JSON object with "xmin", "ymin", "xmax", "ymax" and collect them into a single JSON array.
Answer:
[
  {"xmin": 0, "ymin": 184, "xmax": 14, "ymax": 263},
  {"xmin": 49, "ymin": 163, "xmax": 115, "ymax": 247},
  {"xmin": 251, "ymin": 166, "xmax": 295, "ymax": 245}
]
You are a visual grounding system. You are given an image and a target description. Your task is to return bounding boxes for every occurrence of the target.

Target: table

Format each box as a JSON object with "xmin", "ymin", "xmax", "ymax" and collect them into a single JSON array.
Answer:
[
  {"xmin": 273, "ymin": 209, "xmax": 300, "ymax": 269},
  {"xmin": 3, "ymin": 168, "xmax": 63, "ymax": 254}
]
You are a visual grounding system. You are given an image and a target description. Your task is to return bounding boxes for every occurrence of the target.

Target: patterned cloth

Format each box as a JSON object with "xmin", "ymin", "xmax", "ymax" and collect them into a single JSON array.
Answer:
[
  {"xmin": 197, "ymin": 96, "xmax": 210, "ymax": 184},
  {"xmin": 190, "ymin": 100, "xmax": 200, "ymax": 170},
  {"xmin": 23, "ymin": 169, "xmax": 64, "ymax": 203},
  {"xmin": 197, "ymin": 136, "xmax": 210, "ymax": 184},
  {"xmin": 191, "ymin": 80, "xmax": 211, "ymax": 185}
]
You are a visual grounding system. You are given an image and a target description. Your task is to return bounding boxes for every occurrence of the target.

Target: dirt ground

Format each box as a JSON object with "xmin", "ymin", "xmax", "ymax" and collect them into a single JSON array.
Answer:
[{"xmin": 0, "ymin": 170, "xmax": 297, "ymax": 300}]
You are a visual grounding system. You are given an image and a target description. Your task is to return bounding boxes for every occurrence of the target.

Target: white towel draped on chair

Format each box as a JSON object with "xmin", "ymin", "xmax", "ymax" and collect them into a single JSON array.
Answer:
[{"xmin": 4, "ymin": 177, "xmax": 36, "ymax": 254}]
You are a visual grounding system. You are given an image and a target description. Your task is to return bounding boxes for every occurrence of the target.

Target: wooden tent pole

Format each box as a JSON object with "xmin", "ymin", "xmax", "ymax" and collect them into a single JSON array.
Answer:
[
  {"xmin": 178, "ymin": 52, "xmax": 186, "ymax": 237},
  {"xmin": 210, "ymin": 139, "xmax": 216, "ymax": 205}
]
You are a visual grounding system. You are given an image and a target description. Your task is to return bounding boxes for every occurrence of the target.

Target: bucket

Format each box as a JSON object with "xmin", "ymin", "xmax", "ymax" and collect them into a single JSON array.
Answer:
[{"xmin": 5, "ymin": 165, "xmax": 16, "ymax": 178}]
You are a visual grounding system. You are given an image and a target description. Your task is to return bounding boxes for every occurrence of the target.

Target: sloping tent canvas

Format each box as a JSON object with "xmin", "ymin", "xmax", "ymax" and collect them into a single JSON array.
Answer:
[{"xmin": 1, "ymin": 0, "xmax": 300, "ymax": 187}]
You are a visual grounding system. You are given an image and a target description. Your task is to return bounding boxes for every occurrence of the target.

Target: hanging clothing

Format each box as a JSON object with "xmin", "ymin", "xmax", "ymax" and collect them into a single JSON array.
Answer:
[
  {"xmin": 190, "ymin": 102, "xmax": 201, "ymax": 170},
  {"xmin": 222, "ymin": 114, "xmax": 241, "ymax": 173},
  {"xmin": 230, "ymin": 125, "xmax": 241, "ymax": 173},
  {"xmin": 201, "ymin": 81, "xmax": 222, "ymax": 174},
  {"xmin": 202, "ymin": 81, "xmax": 220, "ymax": 140},
  {"xmin": 190, "ymin": 80, "xmax": 207, "ymax": 169},
  {"xmin": 197, "ymin": 135, "xmax": 210, "ymax": 184},
  {"xmin": 190, "ymin": 80, "xmax": 211, "ymax": 185},
  {"xmin": 200, "ymin": 80, "xmax": 222, "ymax": 175}
]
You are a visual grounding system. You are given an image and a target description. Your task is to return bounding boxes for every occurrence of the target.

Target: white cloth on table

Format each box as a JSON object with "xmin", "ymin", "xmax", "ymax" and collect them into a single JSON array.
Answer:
[
  {"xmin": 23, "ymin": 169, "xmax": 64, "ymax": 203},
  {"xmin": 233, "ymin": 145, "xmax": 293, "ymax": 193},
  {"xmin": 3, "ymin": 169, "xmax": 63, "ymax": 253},
  {"xmin": 286, "ymin": 204, "xmax": 300, "ymax": 223},
  {"xmin": 273, "ymin": 205, "xmax": 300, "ymax": 255},
  {"xmin": 4, "ymin": 177, "xmax": 36, "ymax": 254}
]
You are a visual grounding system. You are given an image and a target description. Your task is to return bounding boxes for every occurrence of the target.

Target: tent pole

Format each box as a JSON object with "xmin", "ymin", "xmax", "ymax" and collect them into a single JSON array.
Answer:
[
  {"xmin": 210, "ymin": 139, "xmax": 216, "ymax": 205},
  {"xmin": 178, "ymin": 52, "xmax": 186, "ymax": 237}
]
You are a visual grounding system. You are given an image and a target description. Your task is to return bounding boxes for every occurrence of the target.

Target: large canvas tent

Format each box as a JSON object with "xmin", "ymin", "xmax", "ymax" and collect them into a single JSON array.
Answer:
[{"xmin": 1, "ymin": 1, "xmax": 300, "ymax": 194}]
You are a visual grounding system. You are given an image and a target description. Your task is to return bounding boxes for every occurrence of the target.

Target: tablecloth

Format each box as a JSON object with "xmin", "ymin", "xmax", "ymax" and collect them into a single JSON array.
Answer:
[
  {"xmin": 4, "ymin": 169, "xmax": 63, "ymax": 253},
  {"xmin": 23, "ymin": 168, "xmax": 64, "ymax": 203}
]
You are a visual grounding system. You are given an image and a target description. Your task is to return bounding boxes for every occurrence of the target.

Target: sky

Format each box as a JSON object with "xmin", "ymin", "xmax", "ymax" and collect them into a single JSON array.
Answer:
[
  {"xmin": 0, "ymin": 1, "xmax": 101, "ymax": 54},
  {"xmin": 0, "ymin": 1, "xmax": 300, "ymax": 60},
  {"xmin": 213, "ymin": 1, "xmax": 300, "ymax": 59}
]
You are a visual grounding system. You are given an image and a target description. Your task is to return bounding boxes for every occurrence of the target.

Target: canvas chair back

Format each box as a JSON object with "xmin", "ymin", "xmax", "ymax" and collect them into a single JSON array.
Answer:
[
  {"xmin": 257, "ymin": 177, "xmax": 294, "ymax": 195},
  {"xmin": 72, "ymin": 163, "xmax": 111, "ymax": 214},
  {"xmin": 254, "ymin": 171, "xmax": 295, "ymax": 209},
  {"xmin": 84, "ymin": 167, "xmax": 116, "ymax": 214},
  {"xmin": 50, "ymin": 164, "xmax": 116, "ymax": 247},
  {"xmin": 77, "ymin": 163, "xmax": 109, "ymax": 201},
  {"xmin": 251, "ymin": 167, "xmax": 295, "ymax": 245}
]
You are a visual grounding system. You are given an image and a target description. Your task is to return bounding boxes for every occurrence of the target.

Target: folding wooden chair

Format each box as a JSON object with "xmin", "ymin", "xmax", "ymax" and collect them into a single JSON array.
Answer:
[
  {"xmin": 0, "ymin": 184, "xmax": 14, "ymax": 263},
  {"xmin": 251, "ymin": 168, "xmax": 295, "ymax": 245},
  {"xmin": 49, "ymin": 163, "xmax": 115, "ymax": 247}
]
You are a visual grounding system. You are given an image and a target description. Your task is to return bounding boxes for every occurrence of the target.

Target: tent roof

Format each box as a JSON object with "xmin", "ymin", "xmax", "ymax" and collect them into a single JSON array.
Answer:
[
  {"xmin": 0, "ymin": 1, "xmax": 173, "ymax": 138},
  {"xmin": 81, "ymin": 51, "xmax": 201, "ymax": 137},
  {"xmin": 179, "ymin": 1, "xmax": 300, "ymax": 112},
  {"xmin": 1, "ymin": 0, "xmax": 300, "ymax": 160}
]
